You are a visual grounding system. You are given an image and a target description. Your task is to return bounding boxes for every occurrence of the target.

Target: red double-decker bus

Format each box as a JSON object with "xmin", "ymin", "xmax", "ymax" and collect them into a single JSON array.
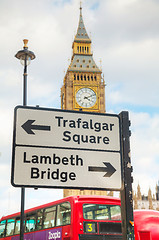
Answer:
[
  {"xmin": 0, "ymin": 195, "xmax": 122, "ymax": 240},
  {"xmin": 1, "ymin": 195, "xmax": 159, "ymax": 240}
]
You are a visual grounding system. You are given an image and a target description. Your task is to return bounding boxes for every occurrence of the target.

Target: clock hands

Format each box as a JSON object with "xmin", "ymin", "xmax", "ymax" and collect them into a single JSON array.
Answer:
[
  {"xmin": 84, "ymin": 96, "xmax": 91, "ymax": 101},
  {"xmin": 88, "ymin": 93, "xmax": 96, "ymax": 98},
  {"xmin": 84, "ymin": 93, "xmax": 96, "ymax": 100}
]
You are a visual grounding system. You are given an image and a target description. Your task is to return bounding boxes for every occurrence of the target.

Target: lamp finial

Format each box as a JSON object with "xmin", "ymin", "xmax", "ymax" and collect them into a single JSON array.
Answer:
[{"xmin": 23, "ymin": 39, "xmax": 28, "ymax": 49}]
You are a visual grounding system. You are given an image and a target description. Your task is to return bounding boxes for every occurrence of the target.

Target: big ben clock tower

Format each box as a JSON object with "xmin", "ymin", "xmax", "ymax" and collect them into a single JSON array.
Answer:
[{"xmin": 61, "ymin": 6, "xmax": 106, "ymax": 197}]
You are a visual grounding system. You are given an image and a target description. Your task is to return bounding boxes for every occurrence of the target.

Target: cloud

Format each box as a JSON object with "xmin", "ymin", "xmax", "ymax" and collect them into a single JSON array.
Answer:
[
  {"xmin": 86, "ymin": 0, "xmax": 159, "ymax": 107},
  {"xmin": 130, "ymin": 112, "xmax": 159, "ymax": 194},
  {"xmin": 0, "ymin": 0, "xmax": 159, "ymax": 216}
]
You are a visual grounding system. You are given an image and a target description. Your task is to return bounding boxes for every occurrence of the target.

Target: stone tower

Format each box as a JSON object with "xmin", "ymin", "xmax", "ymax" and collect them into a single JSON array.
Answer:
[{"xmin": 61, "ymin": 6, "xmax": 105, "ymax": 113}]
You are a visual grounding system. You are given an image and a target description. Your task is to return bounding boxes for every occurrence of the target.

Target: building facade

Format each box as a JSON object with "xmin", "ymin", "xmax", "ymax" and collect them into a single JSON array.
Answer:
[
  {"xmin": 133, "ymin": 183, "xmax": 159, "ymax": 211},
  {"xmin": 61, "ymin": 6, "xmax": 106, "ymax": 197}
]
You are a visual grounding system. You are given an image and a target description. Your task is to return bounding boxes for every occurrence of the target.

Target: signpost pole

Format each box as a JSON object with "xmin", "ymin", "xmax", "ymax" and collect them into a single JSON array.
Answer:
[
  {"xmin": 119, "ymin": 111, "xmax": 134, "ymax": 240},
  {"xmin": 19, "ymin": 54, "xmax": 27, "ymax": 240}
]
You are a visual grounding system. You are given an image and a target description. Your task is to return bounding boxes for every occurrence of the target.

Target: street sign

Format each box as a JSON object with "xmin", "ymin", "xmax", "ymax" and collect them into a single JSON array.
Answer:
[{"xmin": 11, "ymin": 106, "xmax": 122, "ymax": 190}]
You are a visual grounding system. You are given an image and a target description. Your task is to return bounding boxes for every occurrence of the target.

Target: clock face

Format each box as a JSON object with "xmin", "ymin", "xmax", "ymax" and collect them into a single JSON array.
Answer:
[{"xmin": 76, "ymin": 88, "xmax": 97, "ymax": 108}]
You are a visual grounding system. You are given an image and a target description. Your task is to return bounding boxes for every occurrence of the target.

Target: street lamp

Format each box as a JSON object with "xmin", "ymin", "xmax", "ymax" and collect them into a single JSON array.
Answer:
[
  {"xmin": 15, "ymin": 39, "xmax": 35, "ymax": 240},
  {"xmin": 15, "ymin": 39, "xmax": 36, "ymax": 105}
]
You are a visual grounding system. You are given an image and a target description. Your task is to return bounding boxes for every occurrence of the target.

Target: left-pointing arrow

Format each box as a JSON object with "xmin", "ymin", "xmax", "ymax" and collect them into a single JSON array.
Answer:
[
  {"xmin": 21, "ymin": 120, "xmax": 51, "ymax": 135},
  {"xmin": 88, "ymin": 162, "xmax": 116, "ymax": 177}
]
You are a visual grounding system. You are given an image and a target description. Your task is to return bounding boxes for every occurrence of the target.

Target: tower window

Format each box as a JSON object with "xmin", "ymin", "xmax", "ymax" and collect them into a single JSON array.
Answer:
[
  {"xmin": 87, "ymin": 47, "xmax": 89, "ymax": 53},
  {"xmin": 80, "ymin": 46, "xmax": 81, "ymax": 53},
  {"xmin": 89, "ymin": 60, "xmax": 91, "ymax": 63},
  {"xmin": 74, "ymin": 74, "xmax": 76, "ymax": 80},
  {"xmin": 77, "ymin": 74, "xmax": 79, "ymax": 80},
  {"xmin": 87, "ymin": 75, "xmax": 90, "ymax": 81},
  {"xmin": 91, "ymin": 75, "xmax": 93, "ymax": 81},
  {"xmin": 80, "ymin": 65, "xmax": 82, "ymax": 68},
  {"xmin": 94, "ymin": 76, "xmax": 97, "ymax": 81},
  {"xmin": 93, "ymin": 65, "xmax": 95, "ymax": 68},
  {"xmin": 77, "ymin": 46, "xmax": 79, "ymax": 53},
  {"xmin": 87, "ymin": 65, "xmax": 89, "ymax": 68},
  {"xmin": 84, "ymin": 75, "xmax": 86, "ymax": 80},
  {"xmin": 82, "ymin": 47, "xmax": 84, "ymax": 53},
  {"xmin": 81, "ymin": 75, "xmax": 83, "ymax": 80},
  {"xmin": 83, "ymin": 59, "xmax": 85, "ymax": 63},
  {"xmin": 74, "ymin": 64, "xmax": 76, "ymax": 67},
  {"xmin": 77, "ymin": 59, "xmax": 79, "ymax": 62},
  {"xmin": 85, "ymin": 47, "xmax": 87, "ymax": 53},
  {"xmin": 85, "ymin": 33, "xmax": 87, "ymax": 36}
]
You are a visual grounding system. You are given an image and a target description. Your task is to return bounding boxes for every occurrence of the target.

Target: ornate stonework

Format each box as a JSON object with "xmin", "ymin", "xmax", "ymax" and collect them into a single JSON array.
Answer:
[{"xmin": 133, "ymin": 183, "xmax": 159, "ymax": 211}]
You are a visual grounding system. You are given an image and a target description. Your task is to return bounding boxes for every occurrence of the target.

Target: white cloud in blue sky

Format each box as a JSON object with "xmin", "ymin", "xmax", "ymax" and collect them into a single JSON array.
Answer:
[{"xmin": 0, "ymin": 0, "xmax": 159, "ymax": 216}]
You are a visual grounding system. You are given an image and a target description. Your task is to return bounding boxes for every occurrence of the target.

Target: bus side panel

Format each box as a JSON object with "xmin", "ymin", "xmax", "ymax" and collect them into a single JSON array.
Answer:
[
  {"xmin": 10, "ymin": 228, "xmax": 63, "ymax": 240},
  {"xmin": 61, "ymin": 225, "xmax": 72, "ymax": 240},
  {"xmin": 35, "ymin": 227, "xmax": 62, "ymax": 240},
  {"xmin": 72, "ymin": 199, "xmax": 81, "ymax": 240},
  {"xmin": 3, "ymin": 237, "xmax": 12, "ymax": 240},
  {"xmin": 61, "ymin": 198, "xmax": 74, "ymax": 240}
]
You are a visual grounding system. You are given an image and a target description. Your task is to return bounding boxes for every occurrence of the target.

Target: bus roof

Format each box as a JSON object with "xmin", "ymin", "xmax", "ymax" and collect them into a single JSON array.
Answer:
[
  {"xmin": 75, "ymin": 195, "xmax": 120, "ymax": 203},
  {"xmin": 0, "ymin": 195, "xmax": 120, "ymax": 221}
]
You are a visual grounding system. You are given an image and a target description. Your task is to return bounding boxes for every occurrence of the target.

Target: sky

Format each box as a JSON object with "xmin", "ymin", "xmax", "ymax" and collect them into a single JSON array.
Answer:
[{"xmin": 0, "ymin": 0, "xmax": 159, "ymax": 217}]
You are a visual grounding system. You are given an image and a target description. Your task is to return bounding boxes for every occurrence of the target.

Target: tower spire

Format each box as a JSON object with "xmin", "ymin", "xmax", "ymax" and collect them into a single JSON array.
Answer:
[
  {"xmin": 80, "ymin": 1, "xmax": 82, "ymax": 13},
  {"xmin": 74, "ymin": 2, "xmax": 91, "ymax": 42}
]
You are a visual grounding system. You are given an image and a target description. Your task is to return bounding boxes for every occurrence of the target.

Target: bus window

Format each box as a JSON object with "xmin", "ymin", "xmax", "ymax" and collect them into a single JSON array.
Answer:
[
  {"xmin": 0, "ymin": 220, "xmax": 6, "ymax": 238},
  {"xmin": 25, "ymin": 213, "xmax": 36, "ymax": 232},
  {"xmin": 110, "ymin": 205, "xmax": 121, "ymax": 220},
  {"xmin": 36, "ymin": 209, "xmax": 43, "ymax": 230},
  {"xmin": 56, "ymin": 202, "xmax": 71, "ymax": 226},
  {"xmin": 43, "ymin": 206, "xmax": 56, "ymax": 229},
  {"xmin": 83, "ymin": 204, "xmax": 121, "ymax": 220},
  {"xmin": 14, "ymin": 218, "xmax": 20, "ymax": 235},
  {"xmin": 6, "ymin": 219, "xmax": 15, "ymax": 236}
]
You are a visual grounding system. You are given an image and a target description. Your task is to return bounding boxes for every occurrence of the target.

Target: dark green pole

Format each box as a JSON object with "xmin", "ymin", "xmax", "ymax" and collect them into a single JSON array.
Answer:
[{"xmin": 119, "ymin": 111, "xmax": 135, "ymax": 240}]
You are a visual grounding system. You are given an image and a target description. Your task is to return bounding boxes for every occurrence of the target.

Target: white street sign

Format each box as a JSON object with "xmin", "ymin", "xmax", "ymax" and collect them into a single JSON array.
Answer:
[
  {"xmin": 13, "ymin": 147, "xmax": 121, "ymax": 189},
  {"xmin": 11, "ymin": 106, "xmax": 122, "ymax": 190}
]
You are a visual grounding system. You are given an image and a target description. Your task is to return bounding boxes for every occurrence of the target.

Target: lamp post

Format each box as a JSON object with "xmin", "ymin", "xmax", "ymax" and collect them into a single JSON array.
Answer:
[{"xmin": 15, "ymin": 39, "xmax": 35, "ymax": 240}]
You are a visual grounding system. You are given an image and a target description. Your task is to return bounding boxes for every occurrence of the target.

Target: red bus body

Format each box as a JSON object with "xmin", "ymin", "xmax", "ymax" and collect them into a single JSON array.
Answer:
[
  {"xmin": 134, "ymin": 210, "xmax": 159, "ymax": 240},
  {"xmin": 0, "ymin": 196, "xmax": 122, "ymax": 240},
  {"xmin": 0, "ymin": 195, "xmax": 159, "ymax": 240}
]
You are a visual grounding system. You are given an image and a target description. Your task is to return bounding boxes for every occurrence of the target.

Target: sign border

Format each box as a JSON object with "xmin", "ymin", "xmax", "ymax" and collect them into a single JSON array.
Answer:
[{"xmin": 11, "ymin": 105, "xmax": 123, "ymax": 191}]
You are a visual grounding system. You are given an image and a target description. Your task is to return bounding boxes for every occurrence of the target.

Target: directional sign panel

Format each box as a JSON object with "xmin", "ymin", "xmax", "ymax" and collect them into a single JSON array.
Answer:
[
  {"xmin": 13, "ymin": 147, "xmax": 121, "ymax": 189},
  {"xmin": 11, "ymin": 106, "xmax": 122, "ymax": 190}
]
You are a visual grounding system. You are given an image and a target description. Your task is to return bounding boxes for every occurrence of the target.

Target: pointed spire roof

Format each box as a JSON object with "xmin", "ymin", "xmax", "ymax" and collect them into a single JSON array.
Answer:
[{"xmin": 74, "ymin": 4, "xmax": 91, "ymax": 42}]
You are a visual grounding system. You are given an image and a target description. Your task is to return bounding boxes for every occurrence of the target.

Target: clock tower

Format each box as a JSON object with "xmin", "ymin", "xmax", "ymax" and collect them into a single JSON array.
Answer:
[{"xmin": 61, "ymin": 6, "xmax": 106, "ymax": 197}]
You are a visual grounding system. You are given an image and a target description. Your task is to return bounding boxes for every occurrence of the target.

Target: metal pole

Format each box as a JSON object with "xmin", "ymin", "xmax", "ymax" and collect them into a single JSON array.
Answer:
[
  {"xmin": 23, "ymin": 56, "xmax": 27, "ymax": 106},
  {"xmin": 119, "ymin": 111, "xmax": 134, "ymax": 240},
  {"xmin": 20, "ymin": 188, "xmax": 25, "ymax": 240},
  {"xmin": 20, "ymin": 55, "xmax": 27, "ymax": 240}
]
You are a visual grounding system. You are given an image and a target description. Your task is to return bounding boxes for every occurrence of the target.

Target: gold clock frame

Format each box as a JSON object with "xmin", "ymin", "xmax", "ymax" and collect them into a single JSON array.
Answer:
[{"xmin": 73, "ymin": 85, "xmax": 99, "ymax": 111}]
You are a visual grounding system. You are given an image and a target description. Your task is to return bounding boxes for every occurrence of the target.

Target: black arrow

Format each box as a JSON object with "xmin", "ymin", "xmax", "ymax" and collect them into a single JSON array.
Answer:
[
  {"xmin": 21, "ymin": 120, "xmax": 51, "ymax": 135},
  {"xmin": 88, "ymin": 162, "xmax": 116, "ymax": 177}
]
